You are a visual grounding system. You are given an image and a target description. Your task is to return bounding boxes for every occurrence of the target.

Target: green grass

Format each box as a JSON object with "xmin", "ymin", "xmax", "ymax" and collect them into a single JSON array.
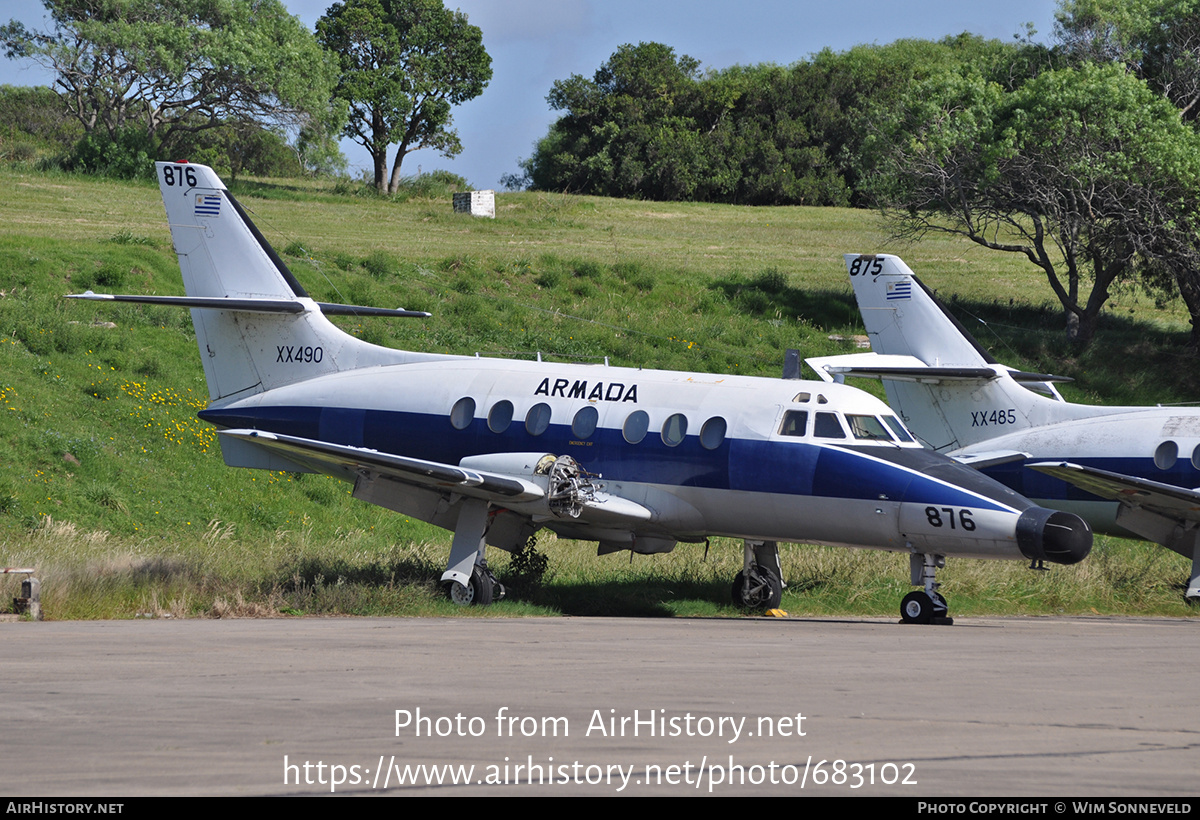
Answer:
[{"xmin": 0, "ymin": 165, "xmax": 1196, "ymax": 619}]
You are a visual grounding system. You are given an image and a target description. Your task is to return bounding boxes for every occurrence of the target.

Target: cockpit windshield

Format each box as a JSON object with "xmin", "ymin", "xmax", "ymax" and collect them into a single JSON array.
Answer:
[
  {"xmin": 881, "ymin": 415, "xmax": 915, "ymax": 443},
  {"xmin": 846, "ymin": 414, "xmax": 893, "ymax": 441}
]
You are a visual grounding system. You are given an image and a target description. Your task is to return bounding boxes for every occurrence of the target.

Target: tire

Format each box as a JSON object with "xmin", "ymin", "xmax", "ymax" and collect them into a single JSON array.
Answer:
[
  {"xmin": 732, "ymin": 567, "xmax": 783, "ymax": 610},
  {"xmin": 900, "ymin": 590, "xmax": 934, "ymax": 624},
  {"xmin": 447, "ymin": 567, "xmax": 494, "ymax": 606}
]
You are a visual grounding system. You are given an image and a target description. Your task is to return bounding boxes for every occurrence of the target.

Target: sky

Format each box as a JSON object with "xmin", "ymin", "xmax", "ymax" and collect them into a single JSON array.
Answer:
[{"xmin": 0, "ymin": 0, "xmax": 1061, "ymax": 189}]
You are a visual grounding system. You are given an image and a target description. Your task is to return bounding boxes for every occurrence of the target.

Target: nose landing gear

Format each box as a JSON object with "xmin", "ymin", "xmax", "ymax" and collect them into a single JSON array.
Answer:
[{"xmin": 901, "ymin": 553, "xmax": 952, "ymax": 625}]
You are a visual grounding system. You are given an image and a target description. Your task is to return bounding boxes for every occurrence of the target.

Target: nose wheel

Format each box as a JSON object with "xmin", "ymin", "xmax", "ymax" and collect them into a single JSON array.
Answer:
[
  {"xmin": 901, "ymin": 553, "xmax": 952, "ymax": 625},
  {"xmin": 900, "ymin": 589, "xmax": 949, "ymax": 624}
]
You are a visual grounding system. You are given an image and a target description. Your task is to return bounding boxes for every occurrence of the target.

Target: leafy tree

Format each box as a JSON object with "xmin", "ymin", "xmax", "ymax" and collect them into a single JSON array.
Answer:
[
  {"xmin": 0, "ymin": 0, "xmax": 337, "ymax": 161},
  {"xmin": 0, "ymin": 84, "xmax": 82, "ymax": 158},
  {"xmin": 1056, "ymin": 0, "xmax": 1200, "ymax": 119},
  {"xmin": 529, "ymin": 42, "xmax": 707, "ymax": 199},
  {"xmin": 868, "ymin": 62, "xmax": 1200, "ymax": 346},
  {"xmin": 525, "ymin": 36, "xmax": 1050, "ymax": 206},
  {"xmin": 316, "ymin": 0, "xmax": 491, "ymax": 194}
]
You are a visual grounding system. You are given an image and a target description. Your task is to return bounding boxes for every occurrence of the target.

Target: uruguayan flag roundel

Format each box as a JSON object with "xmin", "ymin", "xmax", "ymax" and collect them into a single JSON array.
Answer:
[
  {"xmin": 886, "ymin": 280, "xmax": 911, "ymax": 301},
  {"xmin": 194, "ymin": 193, "xmax": 221, "ymax": 218}
]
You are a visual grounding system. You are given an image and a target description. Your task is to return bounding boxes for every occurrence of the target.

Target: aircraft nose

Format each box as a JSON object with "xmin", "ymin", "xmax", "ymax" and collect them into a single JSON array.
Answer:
[{"xmin": 1016, "ymin": 507, "xmax": 1092, "ymax": 565}]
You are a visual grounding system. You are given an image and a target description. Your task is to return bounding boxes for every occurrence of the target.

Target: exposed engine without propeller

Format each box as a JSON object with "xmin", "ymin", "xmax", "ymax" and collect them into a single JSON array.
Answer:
[{"xmin": 535, "ymin": 454, "xmax": 598, "ymax": 519}]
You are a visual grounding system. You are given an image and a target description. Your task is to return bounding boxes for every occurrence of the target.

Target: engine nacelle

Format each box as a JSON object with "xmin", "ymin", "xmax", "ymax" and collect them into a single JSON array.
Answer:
[{"xmin": 1016, "ymin": 507, "xmax": 1092, "ymax": 565}]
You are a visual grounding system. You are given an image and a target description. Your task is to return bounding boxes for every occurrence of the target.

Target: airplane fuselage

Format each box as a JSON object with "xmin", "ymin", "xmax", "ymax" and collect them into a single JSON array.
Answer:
[
  {"xmin": 959, "ymin": 406, "xmax": 1200, "ymax": 537},
  {"xmin": 198, "ymin": 355, "xmax": 1052, "ymax": 560}
]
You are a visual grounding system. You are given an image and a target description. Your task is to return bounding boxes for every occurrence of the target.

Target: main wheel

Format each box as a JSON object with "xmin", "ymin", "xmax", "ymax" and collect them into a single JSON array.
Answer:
[
  {"xmin": 447, "ymin": 566, "xmax": 495, "ymax": 606},
  {"xmin": 731, "ymin": 567, "xmax": 783, "ymax": 610},
  {"xmin": 900, "ymin": 590, "xmax": 935, "ymax": 624}
]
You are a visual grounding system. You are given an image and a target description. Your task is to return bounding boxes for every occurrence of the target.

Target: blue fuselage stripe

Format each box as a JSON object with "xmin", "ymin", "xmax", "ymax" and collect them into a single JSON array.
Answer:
[{"xmin": 198, "ymin": 406, "xmax": 1015, "ymax": 510}]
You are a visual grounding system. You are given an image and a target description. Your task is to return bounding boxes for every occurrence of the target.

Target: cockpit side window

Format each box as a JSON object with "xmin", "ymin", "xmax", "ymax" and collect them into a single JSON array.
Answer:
[
  {"xmin": 813, "ymin": 412, "xmax": 846, "ymax": 439},
  {"xmin": 779, "ymin": 410, "xmax": 808, "ymax": 437},
  {"xmin": 846, "ymin": 414, "xmax": 893, "ymax": 441}
]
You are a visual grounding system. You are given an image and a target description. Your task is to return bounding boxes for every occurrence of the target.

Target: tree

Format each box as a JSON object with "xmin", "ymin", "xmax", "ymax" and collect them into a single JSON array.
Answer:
[
  {"xmin": 0, "ymin": 0, "xmax": 337, "ymax": 159},
  {"xmin": 868, "ymin": 63, "xmax": 1200, "ymax": 346},
  {"xmin": 524, "ymin": 36, "xmax": 1050, "ymax": 206},
  {"xmin": 316, "ymin": 0, "xmax": 491, "ymax": 194},
  {"xmin": 1056, "ymin": 0, "xmax": 1200, "ymax": 119},
  {"xmin": 531, "ymin": 42, "xmax": 705, "ymax": 199}
]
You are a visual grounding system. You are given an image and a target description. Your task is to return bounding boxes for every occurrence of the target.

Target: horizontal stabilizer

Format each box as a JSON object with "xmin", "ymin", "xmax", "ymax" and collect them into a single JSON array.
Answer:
[
  {"xmin": 67, "ymin": 291, "xmax": 429, "ymax": 318},
  {"xmin": 807, "ymin": 352, "xmax": 996, "ymax": 383},
  {"xmin": 807, "ymin": 353, "xmax": 1070, "ymax": 385}
]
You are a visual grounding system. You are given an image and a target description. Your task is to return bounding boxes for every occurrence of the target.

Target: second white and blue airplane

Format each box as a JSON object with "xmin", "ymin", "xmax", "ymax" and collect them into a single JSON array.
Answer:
[
  {"xmin": 69, "ymin": 164, "xmax": 1092, "ymax": 623},
  {"xmin": 808, "ymin": 253, "xmax": 1200, "ymax": 600}
]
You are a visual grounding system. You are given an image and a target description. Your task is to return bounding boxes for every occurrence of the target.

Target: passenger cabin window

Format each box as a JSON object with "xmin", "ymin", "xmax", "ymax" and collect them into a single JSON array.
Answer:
[
  {"xmin": 450, "ymin": 397, "xmax": 475, "ymax": 430},
  {"xmin": 526, "ymin": 403, "xmax": 551, "ymax": 436},
  {"xmin": 846, "ymin": 414, "xmax": 893, "ymax": 442},
  {"xmin": 623, "ymin": 410, "xmax": 649, "ymax": 444},
  {"xmin": 662, "ymin": 413, "xmax": 688, "ymax": 447},
  {"xmin": 488, "ymin": 400, "xmax": 513, "ymax": 434},
  {"xmin": 883, "ymin": 415, "xmax": 915, "ymax": 443},
  {"xmin": 779, "ymin": 411, "xmax": 808, "ymax": 437},
  {"xmin": 572, "ymin": 406, "xmax": 599, "ymax": 439},
  {"xmin": 813, "ymin": 412, "xmax": 846, "ymax": 439},
  {"xmin": 699, "ymin": 416, "xmax": 727, "ymax": 450},
  {"xmin": 1155, "ymin": 440, "xmax": 1178, "ymax": 470}
]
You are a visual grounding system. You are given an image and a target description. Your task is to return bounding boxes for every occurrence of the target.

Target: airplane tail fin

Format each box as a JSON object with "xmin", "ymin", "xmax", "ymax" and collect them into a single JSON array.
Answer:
[
  {"xmin": 807, "ymin": 254, "xmax": 1072, "ymax": 452},
  {"xmin": 75, "ymin": 161, "xmax": 429, "ymax": 406},
  {"xmin": 846, "ymin": 254, "xmax": 998, "ymax": 368}
]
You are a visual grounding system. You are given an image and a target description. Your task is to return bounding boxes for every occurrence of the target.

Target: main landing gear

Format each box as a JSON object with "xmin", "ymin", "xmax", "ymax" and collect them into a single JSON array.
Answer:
[
  {"xmin": 901, "ymin": 553, "xmax": 951, "ymax": 625},
  {"xmin": 441, "ymin": 498, "xmax": 506, "ymax": 606},
  {"xmin": 447, "ymin": 561, "xmax": 505, "ymax": 606},
  {"xmin": 732, "ymin": 540, "xmax": 784, "ymax": 611}
]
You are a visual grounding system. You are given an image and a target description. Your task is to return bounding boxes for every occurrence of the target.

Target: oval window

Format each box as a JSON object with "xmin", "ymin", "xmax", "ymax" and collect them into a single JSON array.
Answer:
[
  {"xmin": 450, "ymin": 397, "xmax": 475, "ymax": 430},
  {"xmin": 699, "ymin": 416, "xmax": 727, "ymax": 450},
  {"xmin": 661, "ymin": 413, "xmax": 688, "ymax": 447},
  {"xmin": 525, "ymin": 402, "xmax": 551, "ymax": 437},
  {"xmin": 487, "ymin": 400, "xmax": 513, "ymax": 434},
  {"xmin": 1155, "ymin": 440, "xmax": 1178, "ymax": 470},
  {"xmin": 572, "ymin": 405, "xmax": 599, "ymax": 439},
  {"xmin": 1192, "ymin": 443, "xmax": 1200, "ymax": 470},
  {"xmin": 623, "ymin": 410, "xmax": 649, "ymax": 444}
]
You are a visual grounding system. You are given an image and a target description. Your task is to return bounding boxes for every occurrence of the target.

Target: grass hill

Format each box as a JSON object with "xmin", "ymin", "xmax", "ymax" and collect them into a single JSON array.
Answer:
[{"xmin": 0, "ymin": 166, "xmax": 1194, "ymax": 618}]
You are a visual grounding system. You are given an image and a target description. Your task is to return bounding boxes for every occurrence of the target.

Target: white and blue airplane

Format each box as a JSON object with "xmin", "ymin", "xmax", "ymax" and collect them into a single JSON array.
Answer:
[
  {"xmin": 808, "ymin": 253, "xmax": 1200, "ymax": 600},
  {"xmin": 69, "ymin": 164, "xmax": 1092, "ymax": 623}
]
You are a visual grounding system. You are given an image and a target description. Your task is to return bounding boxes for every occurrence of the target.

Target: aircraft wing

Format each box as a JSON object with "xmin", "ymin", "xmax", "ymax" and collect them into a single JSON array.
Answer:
[
  {"xmin": 1027, "ymin": 462, "xmax": 1200, "ymax": 518},
  {"xmin": 219, "ymin": 429, "xmax": 545, "ymax": 502},
  {"xmin": 218, "ymin": 429, "xmax": 655, "ymax": 525}
]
